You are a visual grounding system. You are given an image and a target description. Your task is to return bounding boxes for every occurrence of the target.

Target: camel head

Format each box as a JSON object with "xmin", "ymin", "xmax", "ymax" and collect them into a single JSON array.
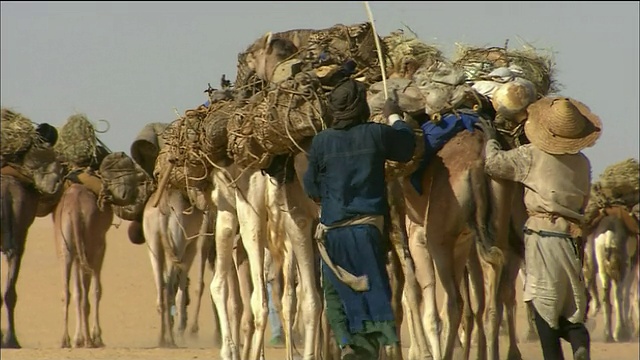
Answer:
[
  {"xmin": 244, "ymin": 32, "xmax": 299, "ymax": 82},
  {"xmin": 22, "ymin": 146, "xmax": 64, "ymax": 196}
]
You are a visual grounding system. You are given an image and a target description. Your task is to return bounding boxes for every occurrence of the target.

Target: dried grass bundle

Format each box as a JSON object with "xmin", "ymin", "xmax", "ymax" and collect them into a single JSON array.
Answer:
[
  {"xmin": 1, "ymin": 108, "xmax": 38, "ymax": 156},
  {"xmin": 54, "ymin": 114, "xmax": 98, "ymax": 167},
  {"xmin": 453, "ymin": 43, "xmax": 559, "ymax": 97}
]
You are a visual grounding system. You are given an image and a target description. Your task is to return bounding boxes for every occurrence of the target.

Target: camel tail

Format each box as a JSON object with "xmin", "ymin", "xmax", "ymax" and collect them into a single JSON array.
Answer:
[
  {"xmin": 71, "ymin": 214, "xmax": 93, "ymax": 274},
  {"xmin": 469, "ymin": 165, "xmax": 505, "ymax": 268}
]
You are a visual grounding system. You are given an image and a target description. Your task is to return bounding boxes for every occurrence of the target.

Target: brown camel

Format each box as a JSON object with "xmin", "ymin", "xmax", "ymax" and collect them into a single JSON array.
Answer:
[
  {"xmin": 400, "ymin": 128, "xmax": 516, "ymax": 360},
  {"xmin": 53, "ymin": 182, "xmax": 113, "ymax": 348},
  {"xmin": 1, "ymin": 148, "xmax": 63, "ymax": 349}
]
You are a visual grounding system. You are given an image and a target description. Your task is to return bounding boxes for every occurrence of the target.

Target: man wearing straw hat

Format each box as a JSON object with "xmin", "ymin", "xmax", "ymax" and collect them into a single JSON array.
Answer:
[
  {"xmin": 303, "ymin": 74, "xmax": 415, "ymax": 360},
  {"xmin": 477, "ymin": 96, "xmax": 602, "ymax": 360}
]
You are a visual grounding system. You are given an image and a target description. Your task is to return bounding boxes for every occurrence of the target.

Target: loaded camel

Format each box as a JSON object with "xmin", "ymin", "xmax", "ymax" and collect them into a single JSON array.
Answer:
[
  {"xmin": 215, "ymin": 31, "xmax": 415, "ymax": 360},
  {"xmin": 188, "ymin": 215, "xmax": 256, "ymax": 354},
  {"xmin": 52, "ymin": 149, "xmax": 141, "ymax": 348},
  {"xmin": 583, "ymin": 204, "xmax": 639, "ymax": 342},
  {"xmin": 400, "ymin": 79, "xmax": 538, "ymax": 360},
  {"xmin": 142, "ymin": 186, "xmax": 216, "ymax": 347},
  {"xmin": 207, "ymin": 33, "xmax": 324, "ymax": 360},
  {"xmin": 0, "ymin": 144, "xmax": 63, "ymax": 348}
]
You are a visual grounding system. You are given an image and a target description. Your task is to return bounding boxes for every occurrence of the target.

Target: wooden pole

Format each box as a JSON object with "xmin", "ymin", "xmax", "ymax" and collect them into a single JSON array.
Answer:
[{"xmin": 364, "ymin": 1, "xmax": 389, "ymax": 100}]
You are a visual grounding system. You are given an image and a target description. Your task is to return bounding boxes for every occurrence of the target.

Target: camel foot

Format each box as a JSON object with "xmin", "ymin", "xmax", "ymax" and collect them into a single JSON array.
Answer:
[
  {"xmin": 524, "ymin": 330, "xmax": 539, "ymax": 342},
  {"xmin": 189, "ymin": 323, "xmax": 199, "ymax": 337},
  {"xmin": 2, "ymin": 335, "xmax": 22, "ymax": 349},
  {"xmin": 212, "ymin": 334, "xmax": 222, "ymax": 349},
  {"xmin": 603, "ymin": 333, "xmax": 614, "ymax": 343},
  {"xmin": 614, "ymin": 327, "xmax": 631, "ymax": 342},
  {"xmin": 92, "ymin": 335, "xmax": 105, "ymax": 348},
  {"xmin": 74, "ymin": 336, "xmax": 86, "ymax": 348},
  {"xmin": 507, "ymin": 348, "xmax": 523, "ymax": 360},
  {"xmin": 61, "ymin": 335, "xmax": 71, "ymax": 349},
  {"xmin": 158, "ymin": 338, "xmax": 177, "ymax": 348}
]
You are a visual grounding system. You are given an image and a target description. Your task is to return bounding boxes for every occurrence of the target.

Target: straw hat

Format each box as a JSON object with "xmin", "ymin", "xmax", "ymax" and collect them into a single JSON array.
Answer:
[
  {"xmin": 491, "ymin": 79, "xmax": 536, "ymax": 123},
  {"xmin": 524, "ymin": 97, "xmax": 602, "ymax": 155}
]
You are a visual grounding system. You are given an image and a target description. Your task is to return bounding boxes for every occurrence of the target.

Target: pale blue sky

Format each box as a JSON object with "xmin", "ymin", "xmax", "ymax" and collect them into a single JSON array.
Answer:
[{"xmin": 1, "ymin": 1, "xmax": 638, "ymax": 177}]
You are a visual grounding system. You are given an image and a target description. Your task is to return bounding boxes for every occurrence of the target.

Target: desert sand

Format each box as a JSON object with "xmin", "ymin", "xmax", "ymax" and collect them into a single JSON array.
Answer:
[{"xmin": 1, "ymin": 216, "xmax": 638, "ymax": 360}]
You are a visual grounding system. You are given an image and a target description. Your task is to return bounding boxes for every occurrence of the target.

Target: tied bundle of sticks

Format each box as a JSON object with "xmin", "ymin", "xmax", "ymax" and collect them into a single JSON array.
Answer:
[
  {"xmin": 227, "ymin": 71, "xmax": 328, "ymax": 170},
  {"xmin": 584, "ymin": 158, "xmax": 640, "ymax": 228},
  {"xmin": 382, "ymin": 28, "xmax": 446, "ymax": 80},
  {"xmin": 453, "ymin": 42, "xmax": 559, "ymax": 97},
  {"xmin": 153, "ymin": 107, "xmax": 214, "ymax": 209},
  {"xmin": 235, "ymin": 21, "xmax": 388, "ymax": 92},
  {"xmin": 1, "ymin": 108, "xmax": 40, "ymax": 164},
  {"xmin": 54, "ymin": 113, "xmax": 112, "ymax": 170}
]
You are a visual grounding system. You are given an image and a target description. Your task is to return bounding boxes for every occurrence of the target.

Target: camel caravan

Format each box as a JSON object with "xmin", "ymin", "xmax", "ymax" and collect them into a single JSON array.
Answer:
[{"xmin": 1, "ymin": 18, "xmax": 639, "ymax": 360}]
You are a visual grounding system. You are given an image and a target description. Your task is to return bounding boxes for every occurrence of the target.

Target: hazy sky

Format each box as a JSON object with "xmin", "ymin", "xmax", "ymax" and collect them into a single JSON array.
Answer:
[{"xmin": 1, "ymin": 1, "xmax": 638, "ymax": 177}]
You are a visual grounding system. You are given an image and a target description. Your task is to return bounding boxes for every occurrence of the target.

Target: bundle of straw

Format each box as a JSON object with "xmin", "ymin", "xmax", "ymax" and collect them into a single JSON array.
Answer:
[
  {"xmin": 453, "ymin": 43, "xmax": 559, "ymax": 97},
  {"xmin": 382, "ymin": 29, "xmax": 445, "ymax": 79},
  {"xmin": 1, "ymin": 108, "xmax": 38, "ymax": 156},
  {"xmin": 54, "ymin": 114, "xmax": 98, "ymax": 167}
]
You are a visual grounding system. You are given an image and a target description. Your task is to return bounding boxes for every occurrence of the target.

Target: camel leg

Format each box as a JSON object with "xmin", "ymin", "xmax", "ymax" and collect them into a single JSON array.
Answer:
[
  {"xmin": 278, "ymin": 180, "xmax": 321, "ymax": 360},
  {"xmin": 145, "ymin": 218, "xmax": 173, "ymax": 348},
  {"xmin": 429, "ymin": 241, "xmax": 459, "ymax": 360},
  {"xmin": 484, "ymin": 261, "xmax": 505, "ymax": 360},
  {"xmin": 90, "ymin": 241, "xmax": 106, "ymax": 348},
  {"xmin": 583, "ymin": 238, "xmax": 600, "ymax": 320},
  {"xmin": 630, "ymin": 263, "xmax": 640, "ymax": 337},
  {"xmin": 402, "ymin": 289, "xmax": 419, "ymax": 360},
  {"xmin": 79, "ymin": 269, "xmax": 95, "ymax": 348},
  {"xmin": 224, "ymin": 245, "xmax": 239, "ymax": 348},
  {"xmin": 417, "ymin": 245, "xmax": 440, "ymax": 360},
  {"xmin": 2, "ymin": 251, "xmax": 24, "ymax": 349},
  {"xmin": 600, "ymin": 274, "xmax": 613, "ymax": 342},
  {"xmin": 190, "ymin": 212, "xmax": 214, "ymax": 337},
  {"xmin": 206, "ymin": 235, "xmax": 223, "ymax": 348},
  {"xmin": 209, "ymin": 206, "xmax": 240, "ymax": 360},
  {"xmin": 235, "ymin": 172, "xmax": 268, "ymax": 360},
  {"xmin": 501, "ymin": 251, "xmax": 522, "ymax": 360},
  {"xmin": 467, "ymin": 247, "xmax": 486, "ymax": 360},
  {"xmin": 59, "ymin": 252, "xmax": 73, "ymax": 348},
  {"xmin": 384, "ymin": 248, "xmax": 405, "ymax": 360},
  {"xmin": 430, "ymin": 229, "xmax": 472, "ymax": 360},
  {"xmin": 404, "ymin": 221, "xmax": 431, "ymax": 360},
  {"xmin": 176, "ymin": 241, "xmax": 198, "ymax": 339},
  {"xmin": 281, "ymin": 241, "xmax": 297, "ymax": 360},
  {"xmin": 235, "ymin": 236, "xmax": 255, "ymax": 359},
  {"xmin": 459, "ymin": 267, "xmax": 473, "ymax": 360},
  {"xmin": 612, "ymin": 278, "xmax": 630, "ymax": 342},
  {"xmin": 0, "ymin": 288, "xmax": 3, "ymax": 343},
  {"xmin": 72, "ymin": 264, "xmax": 86, "ymax": 348}
]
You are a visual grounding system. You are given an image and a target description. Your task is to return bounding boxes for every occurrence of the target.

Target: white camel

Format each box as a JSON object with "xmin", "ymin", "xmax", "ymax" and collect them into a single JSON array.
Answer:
[
  {"xmin": 143, "ymin": 187, "xmax": 210, "ymax": 347},
  {"xmin": 209, "ymin": 162, "xmax": 321, "ymax": 360}
]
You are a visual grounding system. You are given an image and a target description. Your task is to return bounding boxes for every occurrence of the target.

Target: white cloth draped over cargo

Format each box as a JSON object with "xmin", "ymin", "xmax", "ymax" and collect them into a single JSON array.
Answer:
[{"xmin": 484, "ymin": 139, "xmax": 591, "ymax": 329}]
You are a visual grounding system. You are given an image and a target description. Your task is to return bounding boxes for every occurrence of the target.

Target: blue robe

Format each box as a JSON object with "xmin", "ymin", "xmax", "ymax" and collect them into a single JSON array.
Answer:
[
  {"xmin": 410, "ymin": 111, "xmax": 481, "ymax": 194},
  {"xmin": 303, "ymin": 120, "xmax": 415, "ymax": 333}
]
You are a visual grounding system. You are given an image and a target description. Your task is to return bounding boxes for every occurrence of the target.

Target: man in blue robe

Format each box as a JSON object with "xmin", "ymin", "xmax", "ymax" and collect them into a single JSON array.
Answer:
[{"xmin": 303, "ymin": 77, "xmax": 415, "ymax": 359}]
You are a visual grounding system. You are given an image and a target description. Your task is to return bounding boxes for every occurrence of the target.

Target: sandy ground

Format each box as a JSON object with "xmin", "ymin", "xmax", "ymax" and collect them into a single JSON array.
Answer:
[{"xmin": 1, "ymin": 217, "xmax": 638, "ymax": 360}]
